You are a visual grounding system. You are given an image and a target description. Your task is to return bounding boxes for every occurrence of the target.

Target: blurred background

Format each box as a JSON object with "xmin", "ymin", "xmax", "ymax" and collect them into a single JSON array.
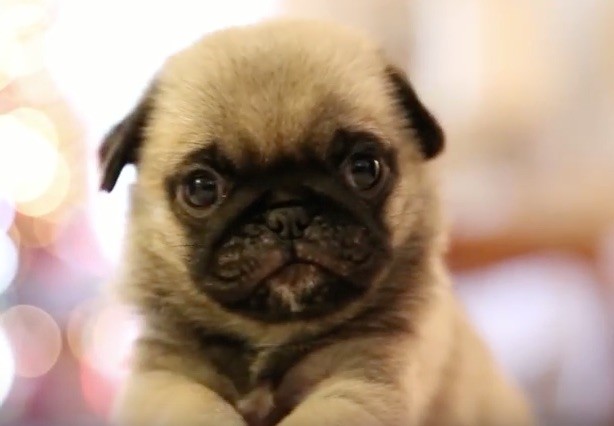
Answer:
[{"xmin": 0, "ymin": 0, "xmax": 613, "ymax": 425}]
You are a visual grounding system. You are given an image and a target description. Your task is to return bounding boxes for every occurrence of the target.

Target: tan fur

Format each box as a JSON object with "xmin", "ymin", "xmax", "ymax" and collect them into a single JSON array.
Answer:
[{"xmin": 103, "ymin": 19, "xmax": 534, "ymax": 426}]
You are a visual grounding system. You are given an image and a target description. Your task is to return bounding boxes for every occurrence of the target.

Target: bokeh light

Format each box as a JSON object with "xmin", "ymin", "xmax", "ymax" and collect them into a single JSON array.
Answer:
[
  {"xmin": 80, "ymin": 361, "xmax": 117, "ymax": 419},
  {"xmin": 0, "ymin": 194, "xmax": 16, "ymax": 233},
  {"xmin": 83, "ymin": 304, "xmax": 139, "ymax": 380},
  {"xmin": 1, "ymin": 305, "xmax": 62, "ymax": 378},
  {"xmin": 31, "ymin": 216, "xmax": 59, "ymax": 247},
  {"xmin": 0, "ymin": 108, "xmax": 63, "ymax": 211},
  {"xmin": 68, "ymin": 301, "xmax": 140, "ymax": 419},
  {"xmin": 0, "ymin": 0, "xmax": 52, "ymax": 85},
  {"xmin": 0, "ymin": 0, "xmax": 52, "ymax": 38},
  {"xmin": 16, "ymin": 154, "xmax": 71, "ymax": 218},
  {"xmin": 0, "ymin": 328, "xmax": 16, "ymax": 409},
  {"xmin": 0, "ymin": 232, "xmax": 19, "ymax": 295},
  {"xmin": 15, "ymin": 215, "xmax": 62, "ymax": 249},
  {"xmin": 65, "ymin": 299, "xmax": 98, "ymax": 361},
  {"xmin": 67, "ymin": 301, "xmax": 139, "ymax": 380}
]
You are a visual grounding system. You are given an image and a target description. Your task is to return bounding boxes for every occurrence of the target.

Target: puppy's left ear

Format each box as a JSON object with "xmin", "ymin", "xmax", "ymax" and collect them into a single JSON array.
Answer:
[
  {"xmin": 385, "ymin": 65, "xmax": 444, "ymax": 160},
  {"xmin": 98, "ymin": 82, "xmax": 157, "ymax": 192}
]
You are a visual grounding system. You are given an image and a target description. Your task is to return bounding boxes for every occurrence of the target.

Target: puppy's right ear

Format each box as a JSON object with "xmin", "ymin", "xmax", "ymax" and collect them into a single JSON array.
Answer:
[{"xmin": 98, "ymin": 82, "xmax": 157, "ymax": 192}]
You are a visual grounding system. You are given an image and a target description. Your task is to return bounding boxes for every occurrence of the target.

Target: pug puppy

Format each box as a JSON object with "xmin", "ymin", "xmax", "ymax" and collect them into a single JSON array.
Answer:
[{"xmin": 99, "ymin": 19, "xmax": 534, "ymax": 426}]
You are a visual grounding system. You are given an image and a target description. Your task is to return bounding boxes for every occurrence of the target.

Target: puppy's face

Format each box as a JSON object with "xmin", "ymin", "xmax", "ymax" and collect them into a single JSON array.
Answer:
[
  {"xmin": 165, "ymin": 129, "xmax": 394, "ymax": 321},
  {"xmin": 99, "ymin": 20, "xmax": 444, "ymax": 328}
]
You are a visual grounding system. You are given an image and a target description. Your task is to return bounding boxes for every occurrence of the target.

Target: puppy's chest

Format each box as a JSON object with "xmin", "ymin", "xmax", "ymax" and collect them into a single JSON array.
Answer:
[{"xmin": 207, "ymin": 340, "xmax": 319, "ymax": 426}]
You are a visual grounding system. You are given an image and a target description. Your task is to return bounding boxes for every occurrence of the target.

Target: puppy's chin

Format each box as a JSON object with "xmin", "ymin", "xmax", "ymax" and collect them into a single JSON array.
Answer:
[{"xmin": 196, "ymin": 197, "xmax": 388, "ymax": 322}]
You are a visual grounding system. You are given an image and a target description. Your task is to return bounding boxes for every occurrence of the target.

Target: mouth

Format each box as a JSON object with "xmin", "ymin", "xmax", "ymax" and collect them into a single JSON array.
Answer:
[
  {"xmin": 251, "ymin": 240, "xmax": 371, "ymax": 289},
  {"xmin": 227, "ymin": 260, "xmax": 366, "ymax": 321},
  {"xmin": 214, "ymin": 241, "xmax": 373, "ymax": 321}
]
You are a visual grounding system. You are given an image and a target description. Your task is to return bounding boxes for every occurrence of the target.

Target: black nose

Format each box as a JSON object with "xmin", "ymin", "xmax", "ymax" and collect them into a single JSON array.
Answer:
[{"xmin": 264, "ymin": 205, "xmax": 311, "ymax": 239}]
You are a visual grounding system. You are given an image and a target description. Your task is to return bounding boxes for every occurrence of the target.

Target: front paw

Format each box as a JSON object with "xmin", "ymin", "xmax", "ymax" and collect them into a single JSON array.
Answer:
[
  {"xmin": 112, "ymin": 371, "xmax": 247, "ymax": 426},
  {"xmin": 276, "ymin": 401, "xmax": 384, "ymax": 426},
  {"xmin": 114, "ymin": 399, "xmax": 248, "ymax": 426}
]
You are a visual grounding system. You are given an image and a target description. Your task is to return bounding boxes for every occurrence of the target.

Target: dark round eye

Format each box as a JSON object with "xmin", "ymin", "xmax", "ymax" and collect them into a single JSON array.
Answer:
[
  {"xmin": 180, "ymin": 169, "xmax": 223, "ymax": 209},
  {"xmin": 343, "ymin": 153, "xmax": 382, "ymax": 191}
]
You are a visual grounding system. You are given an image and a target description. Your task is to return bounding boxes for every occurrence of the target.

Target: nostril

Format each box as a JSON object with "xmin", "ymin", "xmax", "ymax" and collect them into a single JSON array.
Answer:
[
  {"xmin": 265, "ymin": 206, "xmax": 312, "ymax": 239},
  {"xmin": 295, "ymin": 211, "xmax": 310, "ymax": 230},
  {"xmin": 265, "ymin": 211, "xmax": 286, "ymax": 234}
]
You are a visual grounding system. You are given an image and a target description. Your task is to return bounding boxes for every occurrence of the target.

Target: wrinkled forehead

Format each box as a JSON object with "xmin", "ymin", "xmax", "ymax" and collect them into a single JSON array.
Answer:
[{"xmin": 140, "ymin": 39, "xmax": 401, "ymax": 174}]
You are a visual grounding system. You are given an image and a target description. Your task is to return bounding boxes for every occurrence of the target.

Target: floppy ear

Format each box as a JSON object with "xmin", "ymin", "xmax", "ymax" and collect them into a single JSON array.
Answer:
[
  {"xmin": 98, "ymin": 82, "xmax": 157, "ymax": 192},
  {"xmin": 385, "ymin": 65, "xmax": 444, "ymax": 160}
]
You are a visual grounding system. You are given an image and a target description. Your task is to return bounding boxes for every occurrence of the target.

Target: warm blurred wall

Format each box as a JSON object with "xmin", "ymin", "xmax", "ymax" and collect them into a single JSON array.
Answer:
[{"xmin": 282, "ymin": 0, "xmax": 413, "ymax": 68}]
